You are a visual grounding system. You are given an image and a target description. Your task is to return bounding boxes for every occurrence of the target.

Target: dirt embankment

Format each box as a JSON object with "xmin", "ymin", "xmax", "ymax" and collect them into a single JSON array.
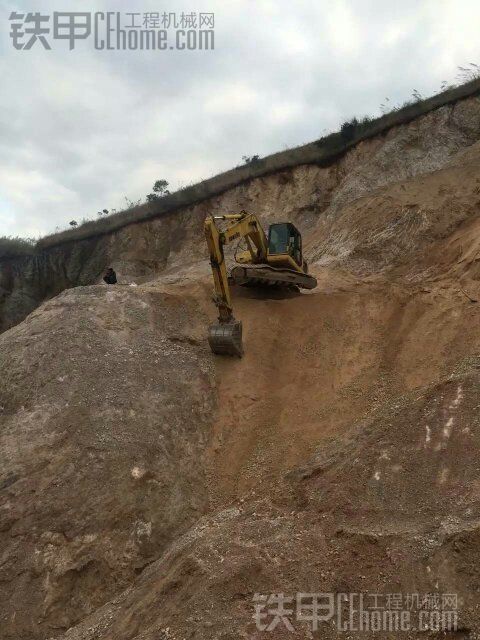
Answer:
[{"xmin": 1, "ymin": 100, "xmax": 480, "ymax": 640}]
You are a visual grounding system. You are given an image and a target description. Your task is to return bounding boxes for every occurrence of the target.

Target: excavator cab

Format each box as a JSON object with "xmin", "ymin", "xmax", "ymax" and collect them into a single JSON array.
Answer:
[{"xmin": 267, "ymin": 223, "xmax": 303, "ymax": 268}]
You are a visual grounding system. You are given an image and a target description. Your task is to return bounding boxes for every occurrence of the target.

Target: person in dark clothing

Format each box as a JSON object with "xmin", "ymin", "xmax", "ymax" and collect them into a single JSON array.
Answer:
[{"xmin": 103, "ymin": 267, "xmax": 117, "ymax": 284}]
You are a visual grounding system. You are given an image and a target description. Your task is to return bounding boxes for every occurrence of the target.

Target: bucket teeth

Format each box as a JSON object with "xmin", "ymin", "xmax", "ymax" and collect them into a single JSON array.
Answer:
[{"xmin": 208, "ymin": 320, "xmax": 243, "ymax": 357}]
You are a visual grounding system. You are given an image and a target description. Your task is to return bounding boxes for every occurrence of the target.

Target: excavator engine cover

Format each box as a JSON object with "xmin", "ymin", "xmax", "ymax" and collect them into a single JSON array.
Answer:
[{"xmin": 208, "ymin": 320, "xmax": 243, "ymax": 357}]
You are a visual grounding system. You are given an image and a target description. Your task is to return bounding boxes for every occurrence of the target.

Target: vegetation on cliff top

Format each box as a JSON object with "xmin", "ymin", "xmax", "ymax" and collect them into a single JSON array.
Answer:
[{"xmin": 0, "ymin": 236, "xmax": 37, "ymax": 259}]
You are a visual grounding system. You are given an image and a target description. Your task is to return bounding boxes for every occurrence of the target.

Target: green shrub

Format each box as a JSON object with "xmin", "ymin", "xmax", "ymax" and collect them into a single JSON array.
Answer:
[
  {"xmin": 340, "ymin": 118, "xmax": 359, "ymax": 142},
  {"xmin": 0, "ymin": 236, "xmax": 36, "ymax": 259},
  {"xmin": 242, "ymin": 154, "xmax": 261, "ymax": 165},
  {"xmin": 146, "ymin": 179, "xmax": 170, "ymax": 202}
]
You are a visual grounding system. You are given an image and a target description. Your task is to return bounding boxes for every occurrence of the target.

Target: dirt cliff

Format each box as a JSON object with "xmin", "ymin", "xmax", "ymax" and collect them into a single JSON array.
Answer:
[
  {"xmin": 1, "ymin": 94, "xmax": 480, "ymax": 332},
  {"xmin": 1, "ymin": 95, "xmax": 480, "ymax": 639}
]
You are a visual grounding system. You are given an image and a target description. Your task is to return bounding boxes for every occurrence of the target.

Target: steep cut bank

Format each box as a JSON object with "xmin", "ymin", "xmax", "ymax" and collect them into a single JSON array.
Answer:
[
  {"xmin": 2, "ymin": 92, "xmax": 480, "ymax": 332},
  {"xmin": 2, "ymin": 118, "xmax": 480, "ymax": 639},
  {"xmin": 48, "ymin": 140, "xmax": 480, "ymax": 640}
]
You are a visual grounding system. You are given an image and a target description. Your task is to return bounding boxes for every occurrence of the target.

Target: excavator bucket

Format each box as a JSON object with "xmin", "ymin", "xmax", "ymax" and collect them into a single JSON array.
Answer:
[{"xmin": 208, "ymin": 320, "xmax": 243, "ymax": 357}]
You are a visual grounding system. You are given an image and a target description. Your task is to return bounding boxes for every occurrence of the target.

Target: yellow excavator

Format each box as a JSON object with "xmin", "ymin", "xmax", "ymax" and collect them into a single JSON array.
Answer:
[{"xmin": 204, "ymin": 210, "xmax": 317, "ymax": 356}]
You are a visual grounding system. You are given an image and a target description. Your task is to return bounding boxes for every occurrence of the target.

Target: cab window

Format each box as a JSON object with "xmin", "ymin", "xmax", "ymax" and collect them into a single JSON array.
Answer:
[
  {"xmin": 268, "ymin": 223, "xmax": 302, "ymax": 266},
  {"xmin": 268, "ymin": 224, "xmax": 289, "ymax": 254}
]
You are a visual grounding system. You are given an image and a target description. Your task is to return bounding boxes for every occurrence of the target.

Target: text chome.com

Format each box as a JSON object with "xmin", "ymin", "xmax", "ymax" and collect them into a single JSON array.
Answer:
[
  {"xmin": 253, "ymin": 592, "xmax": 459, "ymax": 633},
  {"xmin": 9, "ymin": 11, "xmax": 215, "ymax": 51}
]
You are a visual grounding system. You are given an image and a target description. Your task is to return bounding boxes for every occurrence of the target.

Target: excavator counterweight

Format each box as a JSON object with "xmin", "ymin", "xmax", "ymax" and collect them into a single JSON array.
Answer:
[{"xmin": 204, "ymin": 211, "xmax": 316, "ymax": 356}]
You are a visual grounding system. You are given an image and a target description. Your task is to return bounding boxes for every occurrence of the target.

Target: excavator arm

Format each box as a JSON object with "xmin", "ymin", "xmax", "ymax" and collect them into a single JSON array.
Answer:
[{"xmin": 204, "ymin": 211, "xmax": 268, "ymax": 356}]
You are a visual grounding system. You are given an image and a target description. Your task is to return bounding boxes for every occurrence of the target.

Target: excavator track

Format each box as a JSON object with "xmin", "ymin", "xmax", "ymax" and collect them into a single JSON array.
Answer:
[{"xmin": 230, "ymin": 264, "xmax": 317, "ymax": 289}]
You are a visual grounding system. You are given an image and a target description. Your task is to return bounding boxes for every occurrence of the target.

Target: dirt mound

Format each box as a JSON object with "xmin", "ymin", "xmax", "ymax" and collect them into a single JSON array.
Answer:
[{"xmin": 0, "ymin": 282, "xmax": 215, "ymax": 638}]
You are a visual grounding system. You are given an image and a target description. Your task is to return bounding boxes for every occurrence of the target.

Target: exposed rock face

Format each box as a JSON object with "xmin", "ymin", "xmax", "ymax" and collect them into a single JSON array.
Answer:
[
  {"xmin": 2, "ymin": 94, "xmax": 480, "ymax": 640},
  {"xmin": 0, "ymin": 212, "xmax": 203, "ymax": 333}
]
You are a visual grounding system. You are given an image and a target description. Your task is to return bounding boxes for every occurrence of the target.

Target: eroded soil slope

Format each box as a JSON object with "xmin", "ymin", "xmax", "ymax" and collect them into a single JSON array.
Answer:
[{"xmin": 2, "ymin": 128, "xmax": 480, "ymax": 640}]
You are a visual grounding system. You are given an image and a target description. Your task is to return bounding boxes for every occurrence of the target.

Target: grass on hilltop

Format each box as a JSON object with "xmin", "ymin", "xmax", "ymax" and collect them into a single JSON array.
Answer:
[{"xmin": 0, "ymin": 236, "xmax": 37, "ymax": 259}]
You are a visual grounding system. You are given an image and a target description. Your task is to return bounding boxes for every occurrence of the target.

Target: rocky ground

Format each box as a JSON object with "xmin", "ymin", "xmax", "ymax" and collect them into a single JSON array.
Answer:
[{"xmin": 2, "ymin": 99, "xmax": 480, "ymax": 639}]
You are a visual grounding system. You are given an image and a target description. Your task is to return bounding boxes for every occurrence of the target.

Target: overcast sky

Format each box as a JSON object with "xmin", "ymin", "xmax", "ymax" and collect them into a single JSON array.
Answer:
[{"xmin": 1, "ymin": 0, "xmax": 479, "ymax": 238}]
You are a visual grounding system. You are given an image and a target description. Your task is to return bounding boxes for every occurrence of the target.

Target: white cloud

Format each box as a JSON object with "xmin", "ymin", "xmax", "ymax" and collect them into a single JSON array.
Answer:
[
  {"xmin": 0, "ymin": 0, "xmax": 479, "ymax": 238},
  {"xmin": 326, "ymin": 1, "xmax": 363, "ymax": 55},
  {"xmin": 205, "ymin": 83, "xmax": 260, "ymax": 114}
]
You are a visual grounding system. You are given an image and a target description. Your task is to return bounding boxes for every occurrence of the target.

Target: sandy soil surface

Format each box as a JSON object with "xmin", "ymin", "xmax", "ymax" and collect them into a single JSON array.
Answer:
[{"xmin": 2, "ymin": 133, "xmax": 480, "ymax": 640}]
